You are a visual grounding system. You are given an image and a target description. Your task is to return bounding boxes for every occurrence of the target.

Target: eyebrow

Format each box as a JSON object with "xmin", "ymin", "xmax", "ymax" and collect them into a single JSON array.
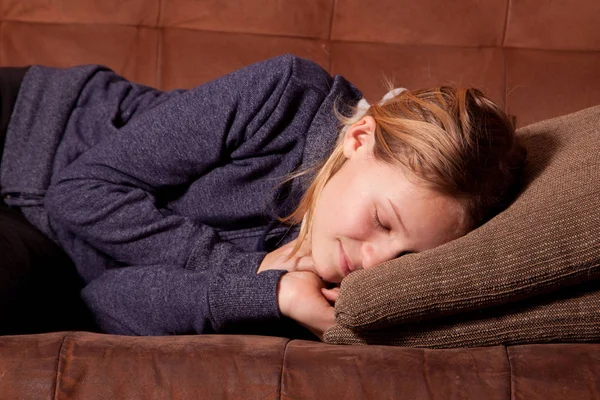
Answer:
[{"xmin": 387, "ymin": 198, "xmax": 409, "ymax": 237}]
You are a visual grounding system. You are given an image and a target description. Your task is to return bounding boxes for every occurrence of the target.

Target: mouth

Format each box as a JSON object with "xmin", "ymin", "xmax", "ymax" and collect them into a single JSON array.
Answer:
[{"xmin": 338, "ymin": 240, "xmax": 353, "ymax": 278}]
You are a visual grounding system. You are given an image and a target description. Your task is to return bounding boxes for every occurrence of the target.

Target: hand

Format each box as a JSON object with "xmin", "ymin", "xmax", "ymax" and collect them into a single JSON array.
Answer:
[
  {"xmin": 257, "ymin": 237, "xmax": 316, "ymax": 274},
  {"xmin": 277, "ymin": 271, "xmax": 339, "ymax": 340}
]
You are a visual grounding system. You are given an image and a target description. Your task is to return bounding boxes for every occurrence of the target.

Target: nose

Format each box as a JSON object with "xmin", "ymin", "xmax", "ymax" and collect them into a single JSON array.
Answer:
[{"xmin": 361, "ymin": 238, "xmax": 407, "ymax": 270}]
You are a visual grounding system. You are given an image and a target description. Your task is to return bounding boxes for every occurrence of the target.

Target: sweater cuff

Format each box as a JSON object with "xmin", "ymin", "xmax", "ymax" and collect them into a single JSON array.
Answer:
[{"xmin": 208, "ymin": 269, "xmax": 286, "ymax": 332}]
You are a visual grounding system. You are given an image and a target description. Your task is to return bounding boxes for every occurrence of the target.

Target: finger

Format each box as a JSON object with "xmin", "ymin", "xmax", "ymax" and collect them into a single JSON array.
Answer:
[
  {"xmin": 329, "ymin": 287, "xmax": 340, "ymax": 297},
  {"xmin": 322, "ymin": 287, "xmax": 339, "ymax": 298},
  {"xmin": 321, "ymin": 287, "xmax": 339, "ymax": 302}
]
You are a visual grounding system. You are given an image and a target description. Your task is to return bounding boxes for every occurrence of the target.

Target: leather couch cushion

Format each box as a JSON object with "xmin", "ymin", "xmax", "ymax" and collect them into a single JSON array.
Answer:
[
  {"xmin": 0, "ymin": 332, "xmax": 65, "ymax": 399},
  {"xmin": 325, "ymin": 104, "xmax": 600, "ymax": 347},
  {"xmin": 3, "ymin": 331, "xmax": 600, "ymax": 399}
]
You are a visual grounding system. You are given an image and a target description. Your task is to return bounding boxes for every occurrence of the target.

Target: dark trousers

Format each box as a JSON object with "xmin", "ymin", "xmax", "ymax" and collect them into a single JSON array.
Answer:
[
  {"xmin": 0, "ymin": 67, "xmax": 96, "ymax": 334},
  {"xmin": 0, "ymin": 67, "xmax": 30, "ymax": 167}
]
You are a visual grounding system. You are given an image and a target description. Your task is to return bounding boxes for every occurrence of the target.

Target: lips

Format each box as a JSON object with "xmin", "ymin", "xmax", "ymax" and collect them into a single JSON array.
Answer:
[{"xmin": 338, "ymin": 240, "xmax": 353, "ymax": 277}]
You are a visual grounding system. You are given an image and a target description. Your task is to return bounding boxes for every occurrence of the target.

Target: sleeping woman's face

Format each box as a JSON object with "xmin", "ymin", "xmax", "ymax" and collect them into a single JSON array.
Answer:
[{"xmin": 308, "ymin": 117, "xmax": 469, "ymax": 283}]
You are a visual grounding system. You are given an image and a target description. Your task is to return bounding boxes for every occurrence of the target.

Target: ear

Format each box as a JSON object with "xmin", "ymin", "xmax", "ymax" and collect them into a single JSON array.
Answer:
[{"xmin": 342, "ymin": 116, "xmax": 377, "ymax": 159}]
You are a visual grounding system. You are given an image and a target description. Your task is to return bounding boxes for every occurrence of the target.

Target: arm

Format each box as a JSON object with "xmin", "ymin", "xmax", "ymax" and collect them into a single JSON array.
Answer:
[
  {"xmin": 45, "ymin": 54, "xmax": 333, "ymax": 335},
  {"xmin": 84, "ymin": 237, "xmax": 336, "ymax": 336},
  {"xmin": 46, "ymin": 54, "xmax": 301, "ymax": 269},
  {"xmin": 81, "ymin": 264, "xmax": 285, "ymax": 335}
]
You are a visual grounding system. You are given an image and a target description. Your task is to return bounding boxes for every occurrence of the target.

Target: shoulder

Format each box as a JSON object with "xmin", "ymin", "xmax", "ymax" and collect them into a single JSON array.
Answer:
[
  {"xmin": 247, "ymin": 54, "xmax": 333, "ymax": 96},
  {"xmin": 288, "ymin": 54, "xmax": 333, "ymax": 96}
]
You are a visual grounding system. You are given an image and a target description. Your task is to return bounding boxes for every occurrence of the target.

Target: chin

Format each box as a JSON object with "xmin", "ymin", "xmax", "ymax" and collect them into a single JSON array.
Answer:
[{"xmin": 321, "ymin": 269, "xmax": 343, "ymax": 284}]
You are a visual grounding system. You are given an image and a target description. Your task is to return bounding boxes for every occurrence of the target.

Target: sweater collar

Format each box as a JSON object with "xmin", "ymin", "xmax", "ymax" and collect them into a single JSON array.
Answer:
[
  {"xmin": 295, "ymin": 75, "xmax": 363, "ymax": 194},
  {"xmin": 256, "ymin": 76, "xmax": 362, "ymax": 251}
]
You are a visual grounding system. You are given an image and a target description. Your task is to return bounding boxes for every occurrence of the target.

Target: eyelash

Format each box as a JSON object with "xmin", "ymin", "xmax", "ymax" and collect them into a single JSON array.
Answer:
[{"xmin": 372, "ymin": 209, "xmax": 389, "ymax": 232}]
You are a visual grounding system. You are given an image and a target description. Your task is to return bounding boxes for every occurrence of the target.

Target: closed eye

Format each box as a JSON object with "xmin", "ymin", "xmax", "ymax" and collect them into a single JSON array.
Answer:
[{"xmin": 372, "ymin": 209, "xmax": 389, "ymax": 232}]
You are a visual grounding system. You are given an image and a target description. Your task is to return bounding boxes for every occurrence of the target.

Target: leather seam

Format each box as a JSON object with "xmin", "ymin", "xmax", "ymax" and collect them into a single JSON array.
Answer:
[
  {"xmin": 155, "ymin": 0, "xmax": 164, "ymax": 89},
  {"xmin": 53, "ymin": 332, "xmax": 75, "ymax": 400},
  {"xmin": 505, "ymin": 346, "xmax": 514, "ymax": 400},
  {"xmin": 278, "ymin": 338, "xmax": 292, "ymax": 400},
  {"xmin": 502, "ymin": 0, "xmax": 511, "ymax": 46},
  {"xmin": 502, "ymin": 0, "xmax": 512, "ymax": 111},
  {"xmin": 327, "ymin": 0, "xmax": 336, "ymax": 72}
]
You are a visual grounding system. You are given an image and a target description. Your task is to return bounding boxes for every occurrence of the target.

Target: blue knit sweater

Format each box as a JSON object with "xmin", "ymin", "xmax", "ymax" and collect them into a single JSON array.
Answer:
[{"xmin": 0, "ymin": 54, "xmax": 361, "ymax": 335}]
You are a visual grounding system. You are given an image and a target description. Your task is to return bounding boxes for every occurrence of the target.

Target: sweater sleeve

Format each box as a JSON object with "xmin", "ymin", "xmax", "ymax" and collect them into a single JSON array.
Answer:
[
  {"xmin": 81, "ymin": 264, "xmax": 286, "ymax": 335},
  {"xmin": 44, "ymin": 54, "xmax": 323, "ymax": 334}
]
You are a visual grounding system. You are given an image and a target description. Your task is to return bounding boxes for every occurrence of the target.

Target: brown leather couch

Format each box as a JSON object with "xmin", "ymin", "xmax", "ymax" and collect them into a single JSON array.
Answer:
[
  {"xmin": 1, "ymin": 1, "xmax": 600, "ymax": 398},
  {"xmin": 2, "ymin": 331, "xmax": 600, "ymax": 399}
]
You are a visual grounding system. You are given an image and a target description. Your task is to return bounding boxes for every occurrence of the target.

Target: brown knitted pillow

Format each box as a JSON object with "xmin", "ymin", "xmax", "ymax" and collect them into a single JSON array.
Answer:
[
  {"xmin": 325, "ymin": 281, "xmax": 600, "ymax": 348},
  {"xmin": 324, "ymin": 105, "xmax": 600, "ymax": 346}
]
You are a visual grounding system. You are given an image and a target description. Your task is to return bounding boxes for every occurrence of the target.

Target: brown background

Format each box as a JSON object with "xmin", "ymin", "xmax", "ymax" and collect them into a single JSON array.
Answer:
[{"xmin": 1, "ymin": 0, "xmax": 599, "ymax": 127}]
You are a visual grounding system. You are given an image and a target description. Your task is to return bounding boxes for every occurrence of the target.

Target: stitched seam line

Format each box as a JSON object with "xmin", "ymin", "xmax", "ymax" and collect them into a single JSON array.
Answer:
[
  {"xmin": 328, "ymin": 0, "xmax": 335, "ymax": 42},
  {"xmin": 155, "ymin": 0, "xmax": 164, "ymax": 89},
  {"xmin": 501, "ymin": 0, "xmax": 511, "ymax": 46},
  {"xmin": 53, "ymin": 332, "xmax": 74, "ymax": 400},
  {"xmin": 0, "ymin": 21, "xmax": 3, "ymax": 65},
  {"xmin": 155, "ymin": 0, "xmax": 162, "ymax": 27},
  {"xmin": 278, "ymin": 339, "xmax": 292, "ymax": 400},
  {"xmin": 502, "ymin": 0, "xmax": 512, "ymax": 110},
  {"xmin": 327, "ymin": 0, "xmax": 336, "ymax": 72},
  {"xmin": 505, "ymin": 346, "xmax": 514, "ymax": 400}
]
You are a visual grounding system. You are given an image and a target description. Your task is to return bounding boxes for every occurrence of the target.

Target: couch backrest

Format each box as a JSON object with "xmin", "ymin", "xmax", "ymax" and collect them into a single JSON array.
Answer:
[{"xmin": 1, "ymin": 0, "xmax": 599, "ymax": 127}]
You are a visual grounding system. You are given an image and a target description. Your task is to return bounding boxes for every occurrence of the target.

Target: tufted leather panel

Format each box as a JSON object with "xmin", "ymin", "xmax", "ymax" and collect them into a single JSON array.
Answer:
[{"xmin": 0, "ymin": 0, "xmax": 598, "ymax": 127}]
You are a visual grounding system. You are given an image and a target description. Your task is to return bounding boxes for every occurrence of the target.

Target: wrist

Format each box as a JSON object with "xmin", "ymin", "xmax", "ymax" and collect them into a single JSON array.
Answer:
[{"xmin": 277, "ymin": 273, "xmax": 292, "ymax": 318}]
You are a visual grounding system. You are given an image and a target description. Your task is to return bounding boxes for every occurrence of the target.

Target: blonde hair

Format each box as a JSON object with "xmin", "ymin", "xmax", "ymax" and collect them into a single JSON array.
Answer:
[{"xmin": 280, "ymin": 85, "xmax": 526, "ymax": 255}]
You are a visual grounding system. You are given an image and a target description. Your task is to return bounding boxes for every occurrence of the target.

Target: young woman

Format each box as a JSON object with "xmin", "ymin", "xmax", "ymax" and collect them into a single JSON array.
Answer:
[{"xmin": 0, "ymin": 54, "xmax": 525, "ymax": 339}]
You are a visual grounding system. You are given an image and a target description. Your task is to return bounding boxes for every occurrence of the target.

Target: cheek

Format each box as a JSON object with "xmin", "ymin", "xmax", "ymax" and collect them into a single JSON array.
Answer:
[
  {"xmin": 311, "ymin": 178, "xmax": 347, "ymax": 232},
  {"xmin": 311, "ymin": 170, "xmax": 373, "ymax": 240},
  {"xmin": 330, "ymin": 196, "xmax": 374, "ymax": 239}
]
